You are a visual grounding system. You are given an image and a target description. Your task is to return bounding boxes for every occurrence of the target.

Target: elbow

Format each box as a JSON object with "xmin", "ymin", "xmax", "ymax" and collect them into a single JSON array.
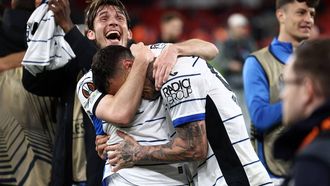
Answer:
[{"xmin": 204, "ymin": 42, "xmax": 219, "ymax": 61}]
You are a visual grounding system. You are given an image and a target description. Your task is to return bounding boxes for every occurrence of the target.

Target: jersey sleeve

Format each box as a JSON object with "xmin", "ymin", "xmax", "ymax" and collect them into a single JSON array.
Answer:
[
  {"xmin": 160, "ymin": 57, "xmax": 207, "ymax": 127},
  {"xmin": 76, "ymin": 70, "xmax": 105, "ymax": 135}
]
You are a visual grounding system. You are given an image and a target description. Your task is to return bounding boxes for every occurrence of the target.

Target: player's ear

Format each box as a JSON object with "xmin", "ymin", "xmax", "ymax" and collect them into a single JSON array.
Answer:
[
  {"xmin": 123, "ymin": 59, "xmax": 133, "ymax": 70},
  {"xmin": 86, "ymin": 29, "xmax": 96, "ymax": 40},
  {"xmin": 276, "ymin": 8, "xmax": 285, "ymax": 24},
  {"xmin": 127, "ymin": 29, "xmax": 133, "ymax": 40}
]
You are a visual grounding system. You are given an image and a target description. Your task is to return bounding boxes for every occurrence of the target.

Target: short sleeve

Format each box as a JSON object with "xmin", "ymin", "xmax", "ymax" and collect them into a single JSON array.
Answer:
[{"xmin": 160, "ymin": 57, "xmax": 207, "ymax": 127}]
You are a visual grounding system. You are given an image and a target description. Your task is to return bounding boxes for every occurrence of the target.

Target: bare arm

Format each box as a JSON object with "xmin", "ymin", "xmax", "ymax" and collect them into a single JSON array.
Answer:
[
  {"xmin": 95, "ymin": 43, "xmax": 154, "ymax": 125},
  {"xmin": 153, "ymin": 39, "xmax": 219, "ymax": 90},
  {"xmin": 0, "ymin": 51, "xmax": 25, "ymax": 72},
  {"xmin": 174, "ymin": 39, "xmax": 219, "ymax": 61},
  {"xmin": 107, "ymin": 120, "xmax": 208, "ymax": 172}
]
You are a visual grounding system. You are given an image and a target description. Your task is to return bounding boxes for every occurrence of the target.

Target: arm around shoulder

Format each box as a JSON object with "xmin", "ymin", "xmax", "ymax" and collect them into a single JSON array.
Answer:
[{"xmin": 173, "ymin": 39, "xmax": 219, "ymax": 60}]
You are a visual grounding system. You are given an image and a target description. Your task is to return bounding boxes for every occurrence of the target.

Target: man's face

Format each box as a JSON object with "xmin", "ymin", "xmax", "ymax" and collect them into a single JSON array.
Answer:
[
  {"xmin": 279, "ymin": 1, "xmax": 315, "ymax": 42},
  {"xmin": 282, "ymin": 58, "xmax": 306, "ymax": 125},
  {"xmin": 87, "ymin": 5, "xmax": 132, "ymax": 49},
  {"xmin": 162, "ymin": 18, "xmax": 183, "ymax": 42}
]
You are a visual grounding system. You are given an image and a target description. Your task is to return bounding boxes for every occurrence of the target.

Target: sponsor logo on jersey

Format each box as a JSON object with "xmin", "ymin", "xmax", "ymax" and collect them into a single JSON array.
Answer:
[
  {"xmin": 162, "ymin": 78, "xmax": 192, "ymax": 106},
  {"xmin": 150, "ymin": 43, "xmax": 167, "ymax": 49},
  {"xmin": 82, "ymin": 82, "xmax": 96, "ymax": 98}
]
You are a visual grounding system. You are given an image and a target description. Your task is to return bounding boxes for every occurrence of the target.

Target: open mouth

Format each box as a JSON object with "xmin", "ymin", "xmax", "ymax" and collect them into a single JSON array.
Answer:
[{"xmin": 106, "ymin": 31, "xmax": 121, "ymax": 41}]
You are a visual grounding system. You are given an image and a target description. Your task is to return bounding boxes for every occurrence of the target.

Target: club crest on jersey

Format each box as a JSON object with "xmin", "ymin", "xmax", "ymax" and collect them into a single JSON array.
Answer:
[
  {"xmin": 162, "ymin": 78, "xmax": 192, "ymax": 106},
  {"xmin": 82, "ymin": 82, "xmax": 96, "ymax": 98}
]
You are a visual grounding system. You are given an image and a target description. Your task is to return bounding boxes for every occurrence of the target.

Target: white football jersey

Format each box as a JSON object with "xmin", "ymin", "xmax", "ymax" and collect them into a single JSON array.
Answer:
[
  {"xmin": 76, "ymin": 44, "xmax": 190, "ymax": 185},
  {"xmin": 160, "ymin": 55, "xmax": 273, "ymax": 186}
]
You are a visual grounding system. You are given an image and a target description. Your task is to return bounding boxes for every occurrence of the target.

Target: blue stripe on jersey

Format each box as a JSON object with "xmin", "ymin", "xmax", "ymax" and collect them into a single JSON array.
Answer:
[
  {"xmin": 120, "ymin": 117, "xmax": 166, "ymax": 129},
  {"xmin": 173, "ymin": 113, "xmax": 205, "ymax": 127},
  {"xmin": 213, "ymin": 175, "xmax": 225, "ymax": 186},
  {"xmin": 91, "ymin": 115, "xmax": 105, "ymax": 135},
  {"xmin": 22, "ymin": 55, "xmax": 63, "ymax": 64},
  {"xmin": 223, "ymin": 114, "xmax": 243, "ymax": 123},
  {"xmin": 243, "ymin": 160, "xmax": 260, "ymax": 168},
  {"xmin": 165, "ymin": 73, "xmax": 201, "ymax": 84},
  {"xmin": 170, "ymin": 98, "xmax": 206, "ymax": 109},
  {"xmin": 145, "ymin": 116, "xmax": 166, "ymax": 123},
  {"xmin": 232, "ymin": 137, "xmax": 250, "ymax": 145},
  {"xmin": 258, "ymin": 182, "xmax": 274, "ymax": 186},
  {"xmin": 137, "ymin": 139, "xmax": 168, "ymax": 143}
]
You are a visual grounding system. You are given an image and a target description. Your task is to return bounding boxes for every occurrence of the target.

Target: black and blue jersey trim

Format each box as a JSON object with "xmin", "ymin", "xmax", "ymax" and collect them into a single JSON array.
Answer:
[
  {"xmin": 91, "ymin": 115, "xmax": 105, "ymax": 135},
  {"xmin": 173, "ymin": 113, "xmax": 205, "ymax": 127},
  {"xmin": 92, "ymin": 93, "xmax": 106, "ymax": 116}
]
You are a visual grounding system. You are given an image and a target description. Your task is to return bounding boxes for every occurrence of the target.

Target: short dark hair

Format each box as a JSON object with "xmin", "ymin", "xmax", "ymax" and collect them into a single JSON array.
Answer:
[
  {"xmin": 92, "ymin": 45, "xmax": 133, "ymax": 94},
  {"xmin": 276, "ymin": 0, "xmax": 319, "ymax": 9},
  {"xmin": 161, "ymin": 11, "xmax": 183, "ymax": 24},
  {"xmin": 85, "ymin": 0, "xmax": 131, "ymax": 30},
  {"xmin": 293, "ymin": 38, "xmax": 330, "ymax": 97},
  {"xmin": 12, "ymin": 0, "xmax": 35, "ymax": 11}
]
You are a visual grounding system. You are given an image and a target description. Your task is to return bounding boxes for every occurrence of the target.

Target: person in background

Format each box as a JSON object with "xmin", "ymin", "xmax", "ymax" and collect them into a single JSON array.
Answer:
[
  {"xmin": 22, "ymin": 0, "xmax": 105, "ymax": 185},
  {"xmin": 220, "ymin": 13, "xmax": 257, "ymax": 129},
  {"xmin": 0, "ymin": 0, "xmax": 57, "ymax": 185},
  {"xmin": 157, "ymin": 11, "xmax": 184, "ymax": 43},
  {"xmin": 274, "ymin": 38, "xmax": 330, "ymax": 186},
  {"xmin": 243, "ymin": 0, "xmax": 319, "ymax": 184}
]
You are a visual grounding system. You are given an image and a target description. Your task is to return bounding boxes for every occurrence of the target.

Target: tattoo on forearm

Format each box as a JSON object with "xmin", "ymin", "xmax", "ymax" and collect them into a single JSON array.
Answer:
[{"xmin": 143, "ymin": 120, "xmax": 207, "ymax": 162}]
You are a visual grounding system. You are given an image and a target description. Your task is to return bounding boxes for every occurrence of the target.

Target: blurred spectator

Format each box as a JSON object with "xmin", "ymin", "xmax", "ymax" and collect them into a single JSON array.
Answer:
[
  {"xmin": 214, "ymin": 13, "xmax": 257, "ymax": 128},
  {"xmin": 0, "ymin": 0, "xmax": 34, "ymax": 57},
  {"xmin": 157, "ymin": 11, "xmax": 183, "ymax": 43},
  {"xmin": 222, "ymin": 13, "xmax": 257, "ymax": 89},
  {"xmin": 132, "ymin": 23, "xmax": 157, "ymax": 44},
  {"xmin": 243, "ymin": 0, "xmax": 319, "ymax": 184},
  {"xmin": 274, "ymin": 38, "xmax": 330, "ymax": 186},
  {"xmin": 21, "ymin": 0, "xmax": 105, "ymax": 185},
  {"xmin": 0, "ymin": 0, "xmax": 56, "ymax": 185}
]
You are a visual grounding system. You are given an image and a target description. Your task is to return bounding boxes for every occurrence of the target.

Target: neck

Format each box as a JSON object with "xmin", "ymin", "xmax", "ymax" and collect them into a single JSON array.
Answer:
[
  {"xmin": 278, "ymin": 29, "xmax": 303, "ymax": 49},
  {"xmin": 142, "ymin": 63, "xmax": 159, "ymax": 100},
  {"xmin": 305, "ymin": 97, "xmax": 326, "ymax": 119}
]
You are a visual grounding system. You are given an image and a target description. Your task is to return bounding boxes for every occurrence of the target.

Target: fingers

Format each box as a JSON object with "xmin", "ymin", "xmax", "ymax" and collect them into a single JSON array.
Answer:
[
  {"xmin": 95, "ymin": 135, "xmax": 110, "ymax": 159},
  {"xmin": 154, "ymin": 65, "xmax": 166, "ymax": 90},
  {"xmin": 116, "ymin": 130, "xmax": 137, "ymax": 144}
]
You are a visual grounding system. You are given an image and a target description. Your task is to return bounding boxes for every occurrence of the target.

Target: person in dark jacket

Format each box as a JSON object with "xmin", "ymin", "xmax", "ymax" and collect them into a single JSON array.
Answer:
[
  {"xmin": 274, "ymin": 38, "xmax": 330, "ymax": 186},
  {"xmin": 22, "ymin": 0, "xmax": 104, "ymax": 185}
]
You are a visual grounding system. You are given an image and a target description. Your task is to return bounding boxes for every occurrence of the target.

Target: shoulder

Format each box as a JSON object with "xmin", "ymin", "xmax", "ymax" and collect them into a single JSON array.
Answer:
[{"xmin": 297, "ymin": 132, "xmax": 330, "ymax": 166}]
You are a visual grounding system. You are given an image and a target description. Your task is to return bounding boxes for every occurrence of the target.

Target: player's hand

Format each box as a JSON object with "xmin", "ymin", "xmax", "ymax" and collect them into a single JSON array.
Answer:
[
  {"xmin": 130, "ymin": 42, "xmax": 155, "ymax": 65},
  {"xmin": 95, "ymin": 134, "xmax": 110, "ymax": 160},
  {"xmin": 48, "ymin": 0, "xmax": 74, "ymax": 33},
  {"xmin": 153, "ymin": 44, "xmax": 178, "ymax": 90},
  {"xmin": 107, "ymin": 130, "xmax": 142, "ymax": 172}
]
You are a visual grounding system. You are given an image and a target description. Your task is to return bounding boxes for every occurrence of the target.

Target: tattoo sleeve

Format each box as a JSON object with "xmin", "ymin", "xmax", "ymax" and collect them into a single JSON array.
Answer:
[{"xmin": 136, "ymin": 120, "xmax": 208, "ymax": 163}]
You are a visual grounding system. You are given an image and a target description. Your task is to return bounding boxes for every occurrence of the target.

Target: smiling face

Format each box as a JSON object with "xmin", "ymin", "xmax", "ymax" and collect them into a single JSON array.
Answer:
[
  {"xmin": 277, "ymin": 1, "xmax": 315, "ymax": 43},
  {"xmin": 87, "ymin": 5, "xmax": 132, "ymax": 49}
]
